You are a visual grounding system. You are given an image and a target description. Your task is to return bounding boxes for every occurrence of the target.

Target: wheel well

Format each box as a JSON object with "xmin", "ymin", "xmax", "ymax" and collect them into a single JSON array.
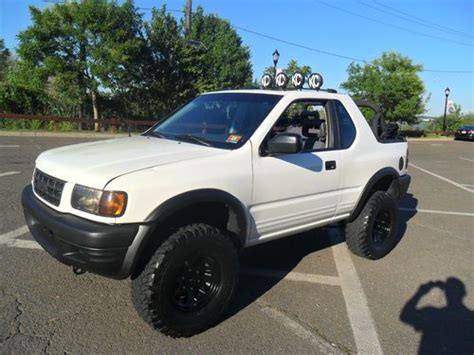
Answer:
[
  {"xmin": 347, "ymin": 169, "xmax": 400, "ymax": 222},
  {"xmin": 154, "ymin": 201, "xmax": 245, "ymax": 248},
  {"xmin": 131, "ymin": 199, "xmax": 246, "ymax": 278},
  {"xmin": 370, "ymin": 175, "xmax": 397, "ymax": 197}
]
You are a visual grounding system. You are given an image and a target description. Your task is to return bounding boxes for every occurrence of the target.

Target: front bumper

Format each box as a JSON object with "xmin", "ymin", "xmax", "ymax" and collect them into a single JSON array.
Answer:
[
  {"xmin": 22, "ymin": 185, "xmax": 145, "ymax": 279},
  {"xmin": 455, "ymin": 133, "xmax": 474, "ymax": 140}
]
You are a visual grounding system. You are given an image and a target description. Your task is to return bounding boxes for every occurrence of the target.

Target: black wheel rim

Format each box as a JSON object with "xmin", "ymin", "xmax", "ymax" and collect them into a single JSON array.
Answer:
[
  {"xmin": 373, "ymin": 210, "xmax": 392, "ymax": 245},
  {"xmin": 172, "ymin": 255, "xmax": 221, "ymax": 312}
]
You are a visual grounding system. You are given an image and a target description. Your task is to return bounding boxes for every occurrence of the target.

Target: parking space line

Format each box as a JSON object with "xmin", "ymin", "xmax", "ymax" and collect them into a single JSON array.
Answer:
[
  {"xmin": 459, "ymin": 157, "xmax": 474, "ymax": 163},
  {"xmin": 0, "ymin": 145, "xmax": 20, "ymax": 148},
  {"xmin": 241, "ymin": 268, "xmax": 341, "ymax": 286},
  {"xmin": 0, "ymin": 171, "xmax": 21, "ymax": 178},
  {"xmin": 332, "ymin": 242, "xmax": 383, "ymax": 355},
  {"xmin": 409, "ymin": 163, "xmax": 474, "ymax": 193},
  {"xmin": 0, "ymin": 225, "xmax": 30, "ymax": 247},
  {"xmin": 258, "ymin": 301, "xmax": 344, "ymax": 354},
  {"xmin": 400, "ymin": 207, "xmax": 474, "ymax": 217}
]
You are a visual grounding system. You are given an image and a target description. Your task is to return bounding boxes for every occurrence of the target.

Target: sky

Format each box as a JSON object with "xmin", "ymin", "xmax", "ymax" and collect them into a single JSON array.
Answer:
[{"xmin": 1, "ymin": 0, "xmax": 473, "ymax": 116}]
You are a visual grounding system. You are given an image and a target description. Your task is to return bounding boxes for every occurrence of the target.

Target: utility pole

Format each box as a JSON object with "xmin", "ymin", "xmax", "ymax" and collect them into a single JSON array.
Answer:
[{"xmin": 185, "ymin": 0, "xmax": 192, "ymax": 38}]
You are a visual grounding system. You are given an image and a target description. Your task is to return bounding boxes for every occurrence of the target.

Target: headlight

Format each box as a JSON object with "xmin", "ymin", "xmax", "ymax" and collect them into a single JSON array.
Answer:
[{"xmin": 71, "ymin": 185, "xmax": 127, "ymax": 217}]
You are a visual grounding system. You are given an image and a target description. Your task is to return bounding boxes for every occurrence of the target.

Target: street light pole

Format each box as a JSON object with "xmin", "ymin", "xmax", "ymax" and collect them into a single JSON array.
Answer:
[
  {"xmin": 442, "ymin": 87, "xmax": 450, "ymax": 133},
  {"xmin": 272, "ymin": 49, "xmax": 280, "ymax": 87}
]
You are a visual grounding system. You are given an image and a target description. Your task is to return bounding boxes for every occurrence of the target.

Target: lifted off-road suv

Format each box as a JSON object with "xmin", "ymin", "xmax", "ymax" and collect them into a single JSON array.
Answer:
[{"xmin": 23, "ymin": 87, "xmax": 410, "ymax": 337}]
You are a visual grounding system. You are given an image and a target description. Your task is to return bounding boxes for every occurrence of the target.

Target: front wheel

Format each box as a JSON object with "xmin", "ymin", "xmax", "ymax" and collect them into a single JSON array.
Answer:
[
  {"xmin": 345, "ymin": 191, "xmax": 399, "ymax": 260},
  {"xmin": 131, "ymin": 224, "xmax": 239, "ymax": 337}
]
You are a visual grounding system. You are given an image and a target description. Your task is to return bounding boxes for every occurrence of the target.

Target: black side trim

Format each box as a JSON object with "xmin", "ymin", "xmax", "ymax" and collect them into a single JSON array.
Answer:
[
  {"xmin": 347, "ymin": 167, "xmax": 400, "ymax": 222},
  {"xmin": 145, "ymin": 189, "xmax": 248, "ymax": 244}
]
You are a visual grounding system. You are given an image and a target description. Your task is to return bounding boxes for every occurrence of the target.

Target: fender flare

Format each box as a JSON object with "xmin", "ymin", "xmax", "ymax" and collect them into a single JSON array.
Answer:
[
  {"xmin": 347, "ymin": 167, "xmax": 400, "ymax": 222},
  {"xmin": 145, "ymin": 189, "xmax": 249, "ymax": 245}
]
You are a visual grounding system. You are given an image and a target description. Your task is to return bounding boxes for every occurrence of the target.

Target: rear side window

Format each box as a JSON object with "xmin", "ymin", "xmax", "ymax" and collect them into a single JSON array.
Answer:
[{"xmin": 335, "ymin": 101, "xmax": 356, "ymax": 149}]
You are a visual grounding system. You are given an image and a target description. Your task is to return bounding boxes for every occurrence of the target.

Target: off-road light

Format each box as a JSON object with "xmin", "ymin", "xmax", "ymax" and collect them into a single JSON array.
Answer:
[
  {"xmin": 291, "ymin": 72, "xmax": 305, "ymax": 89},
  {"xmin": 275, "ymin": 72, "xmax": 289, "ymax": 89},
  {"xmin": 261, "ymin": 74, "xmax": 273, "ymax": 89},
  {"xmin": 308, "ymin": 73, "xmax": 324, "ymax": 90}
]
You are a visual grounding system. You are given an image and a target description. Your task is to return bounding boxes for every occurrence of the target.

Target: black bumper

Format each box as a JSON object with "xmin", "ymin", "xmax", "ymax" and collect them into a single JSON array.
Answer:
[
  {"xmin": 22, "ymin": 185, "xmax": 142, "ymax": 279},
  {"xmin": 399, "ymin": 174, "xmax": 411, "ymax": 199}
]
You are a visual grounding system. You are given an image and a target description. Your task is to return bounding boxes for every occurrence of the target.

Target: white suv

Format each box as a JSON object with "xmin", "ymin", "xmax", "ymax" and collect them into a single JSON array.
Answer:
[{"xmin": 22, "ymin": 89, "xmax": 410, "ymax": 337}]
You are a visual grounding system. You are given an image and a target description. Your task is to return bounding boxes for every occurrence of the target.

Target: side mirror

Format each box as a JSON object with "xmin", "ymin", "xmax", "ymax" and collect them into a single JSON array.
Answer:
[{"xmin": 266, "ymin": 133, "xmax": 302, "ymax": 155}]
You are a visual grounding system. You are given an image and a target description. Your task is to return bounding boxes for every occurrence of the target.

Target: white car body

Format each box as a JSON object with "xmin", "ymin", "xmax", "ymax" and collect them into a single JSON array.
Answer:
[{"xmin": 33, "ymin": 89, "xmax": 408, "ymax": 247}]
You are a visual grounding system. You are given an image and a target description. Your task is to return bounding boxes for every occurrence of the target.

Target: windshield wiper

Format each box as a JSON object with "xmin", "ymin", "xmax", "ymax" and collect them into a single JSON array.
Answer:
[
  {"xmin": 147, "ymin": 131, "xmax": 166, "ymax": 138},
  {"xmin": 174, "ymin": 134, "xmax": 211, "ymax": 147}
]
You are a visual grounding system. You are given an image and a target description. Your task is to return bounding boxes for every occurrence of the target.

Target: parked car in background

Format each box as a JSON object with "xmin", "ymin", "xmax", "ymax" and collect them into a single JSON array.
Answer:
[{"xmin": 454, "ymin": 125, "xmax": 474, "ymax": 141}]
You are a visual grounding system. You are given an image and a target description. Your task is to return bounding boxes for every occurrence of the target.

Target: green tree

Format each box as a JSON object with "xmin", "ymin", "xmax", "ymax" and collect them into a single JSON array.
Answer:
[
  {"xmin": 341, "ymin": 52, "xmax": 426, "ymax": 124},
  {"xmin": 0, "ymin": 39, "xmax": 11, "ymax": 81},
  {"xmin": 16, "ymin": 0, "xmax": 144, "ymax": 127},
  {"xmin": 433, "ymin": 103, "xmax": 463, "ymax": 131},
  {"xmin": 188, "ymin": 6, "xmax": 252, "ymax": 92}
]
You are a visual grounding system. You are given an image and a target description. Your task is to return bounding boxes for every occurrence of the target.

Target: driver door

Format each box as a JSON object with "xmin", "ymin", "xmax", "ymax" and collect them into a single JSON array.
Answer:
[{"xmin": 249, "ymin": 100, "xmax": 342, "ymax": 243}]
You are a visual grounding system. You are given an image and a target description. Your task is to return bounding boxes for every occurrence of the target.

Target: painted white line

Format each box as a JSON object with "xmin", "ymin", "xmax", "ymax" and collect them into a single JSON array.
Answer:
[
  {"xmin": 332, "ymin": 242, "xmax": 383, "ymax": 355},
  {"xmin": 258, "ymin": 302, "xmax": 344, "ymax": 354},
  {"xmin": 241, "ymin": 268, "xmax": 341, "ymax": 286},
  {"xmin": 0, "ymin": 226, "xmax": 41, "ymax": 250},
  {"xmin": 0, "ymin": 226, "xmax": 30, "ymax": 246},
  {"xmin": 0, "ymin": 171, "xmax": 21, "ymax": 178},
  {"xmin": 459, "ymin": 157, "xmax": 474, "ymax": 163},
  {"xmin": 0, "ymin": 145, "xmax": 20, "ymax": 148},
  {"xmin": 11, "ymin": 239, "xmax": 42, "ymax": 250},
  {"xmin": 400, "ymin": 207, "xmax": 474, "ymax": 217},
  {"xmin": 409, "ymin": 163, "xmax": 474, "ymax": 193},
  {"xmin": 462, "ymin": 184, "xmax": 474, "ymax": 188}
]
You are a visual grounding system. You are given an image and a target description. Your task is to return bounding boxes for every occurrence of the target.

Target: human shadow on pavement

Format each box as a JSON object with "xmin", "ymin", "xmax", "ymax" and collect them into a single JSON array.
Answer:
[{"xmin": 400, "ymin": 278, "xmax": 474, "ymax": 355}]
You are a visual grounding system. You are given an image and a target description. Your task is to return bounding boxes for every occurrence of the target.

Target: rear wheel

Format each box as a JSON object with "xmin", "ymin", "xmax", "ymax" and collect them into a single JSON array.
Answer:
[
  {"xmin": 131, "ymin": 223, "xmax": 239, "ymax": 337},
  {"xmin": 345, "ymin": 191, "xmax": 399, "ymax": 260}
]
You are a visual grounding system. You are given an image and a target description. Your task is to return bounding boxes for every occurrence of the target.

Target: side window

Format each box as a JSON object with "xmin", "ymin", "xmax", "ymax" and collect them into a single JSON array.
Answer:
[
  {"xmin": 269, "ymin": 100, "xmax": 330, "ymax": 152},
  {"xmin": 335, "ymin": 101, "xmax": 356, "ymax": 149}
]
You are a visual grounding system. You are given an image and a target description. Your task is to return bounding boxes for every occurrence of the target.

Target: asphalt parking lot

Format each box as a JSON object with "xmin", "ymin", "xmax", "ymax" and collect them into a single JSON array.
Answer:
[{"xmin": 1, "ymin": 135, "xmax": 473, "ymax": 354}]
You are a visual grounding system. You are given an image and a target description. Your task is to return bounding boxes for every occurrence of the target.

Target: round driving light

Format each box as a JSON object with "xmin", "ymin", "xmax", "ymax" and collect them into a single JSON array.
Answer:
[
  {"xmin": 291, "ymin": 72, "xmax": 305, "ymax": 89},
  {"xmin": 308, "ymin": 73, "xmax": 324, "ymax": 90},
  {"xmin": 261, "ymin": 74, "xmax": 273, "ymax": 89},
  {"xmin": 275, "ymin": 72, "xmax": 289, "ymax": 89}
]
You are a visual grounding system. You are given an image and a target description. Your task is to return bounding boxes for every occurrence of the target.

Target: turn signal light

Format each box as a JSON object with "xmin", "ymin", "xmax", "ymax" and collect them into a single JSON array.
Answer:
[{"xmin": 99, "ymin": 191, "xmax": 127, "ymax": 217}]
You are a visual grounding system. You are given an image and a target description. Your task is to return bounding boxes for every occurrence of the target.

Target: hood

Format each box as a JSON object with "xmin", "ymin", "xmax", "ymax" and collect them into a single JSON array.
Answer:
[{"xmin": 36, "ymin": 136, "xmax": 227, "ymax": 188}]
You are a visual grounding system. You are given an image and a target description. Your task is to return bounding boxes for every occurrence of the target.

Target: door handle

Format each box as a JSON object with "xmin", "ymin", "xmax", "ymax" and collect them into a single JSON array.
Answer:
[{"xmin": 325, "ymin": 160, "xmax": 336, "ymax": 170}]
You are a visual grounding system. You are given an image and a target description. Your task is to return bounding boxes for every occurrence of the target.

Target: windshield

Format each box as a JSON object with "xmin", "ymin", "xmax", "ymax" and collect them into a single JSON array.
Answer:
[{"xmin": 149, "ymin": 93, "xmax": 283, "ymax": 149}]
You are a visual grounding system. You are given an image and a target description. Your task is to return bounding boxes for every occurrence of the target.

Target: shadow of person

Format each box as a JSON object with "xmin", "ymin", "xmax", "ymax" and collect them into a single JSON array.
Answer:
[{"xmin": 400, "ymin": 278, "xmax": 474, "ymax": 354}]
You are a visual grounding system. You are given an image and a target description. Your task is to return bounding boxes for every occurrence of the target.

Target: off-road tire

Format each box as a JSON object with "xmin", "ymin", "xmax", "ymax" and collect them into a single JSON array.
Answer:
[
  {"xmin": 345, "ymin": 191, "xmax": 399, "ymax": 260},
  {"xmin": 131, "ymin": 223, "xmax": 239, "ymax": 337}
]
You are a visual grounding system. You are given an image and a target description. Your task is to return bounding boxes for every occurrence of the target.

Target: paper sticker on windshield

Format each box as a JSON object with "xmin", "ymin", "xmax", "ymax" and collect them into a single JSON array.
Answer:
[{"xmin": 226, "ymin": 134, "xmax": 242, "ymax": 144}]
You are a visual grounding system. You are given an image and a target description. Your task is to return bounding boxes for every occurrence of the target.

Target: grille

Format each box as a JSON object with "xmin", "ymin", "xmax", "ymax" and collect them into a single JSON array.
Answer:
[{"xmin": 33, "ymin": 169, "xmax": 65, "ymax": 206}]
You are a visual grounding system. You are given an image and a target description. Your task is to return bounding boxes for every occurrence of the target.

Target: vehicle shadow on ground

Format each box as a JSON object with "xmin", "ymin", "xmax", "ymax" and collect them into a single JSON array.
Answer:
[
  {"xmin": 228, "ymin": 225, "xmax": 343, "ymax": 319},
  {"xmin": 400, "ymin": 277, "xmax": 474, "ymax": 354},
  {"xmin": 226, "ymin": 192, "xmax": 419, "ymax": 323}
]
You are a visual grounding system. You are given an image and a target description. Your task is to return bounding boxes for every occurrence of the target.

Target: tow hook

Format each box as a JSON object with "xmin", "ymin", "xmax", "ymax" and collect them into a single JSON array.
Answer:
[{"xmin": 72, "ymin": 266, "xmax": 87, "ymax": 275}]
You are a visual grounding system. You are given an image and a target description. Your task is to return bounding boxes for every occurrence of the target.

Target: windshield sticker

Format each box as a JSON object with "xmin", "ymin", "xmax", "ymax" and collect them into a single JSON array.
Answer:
[{"xmin": 226, "ymin": 134, "xmax": 242, "ymax": 144}]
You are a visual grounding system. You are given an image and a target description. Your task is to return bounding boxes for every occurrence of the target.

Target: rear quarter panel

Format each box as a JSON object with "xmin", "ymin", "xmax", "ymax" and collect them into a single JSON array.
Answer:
[{"xmin": 336, "ymin": 96, "xmax": 408, "ymax": 216}]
